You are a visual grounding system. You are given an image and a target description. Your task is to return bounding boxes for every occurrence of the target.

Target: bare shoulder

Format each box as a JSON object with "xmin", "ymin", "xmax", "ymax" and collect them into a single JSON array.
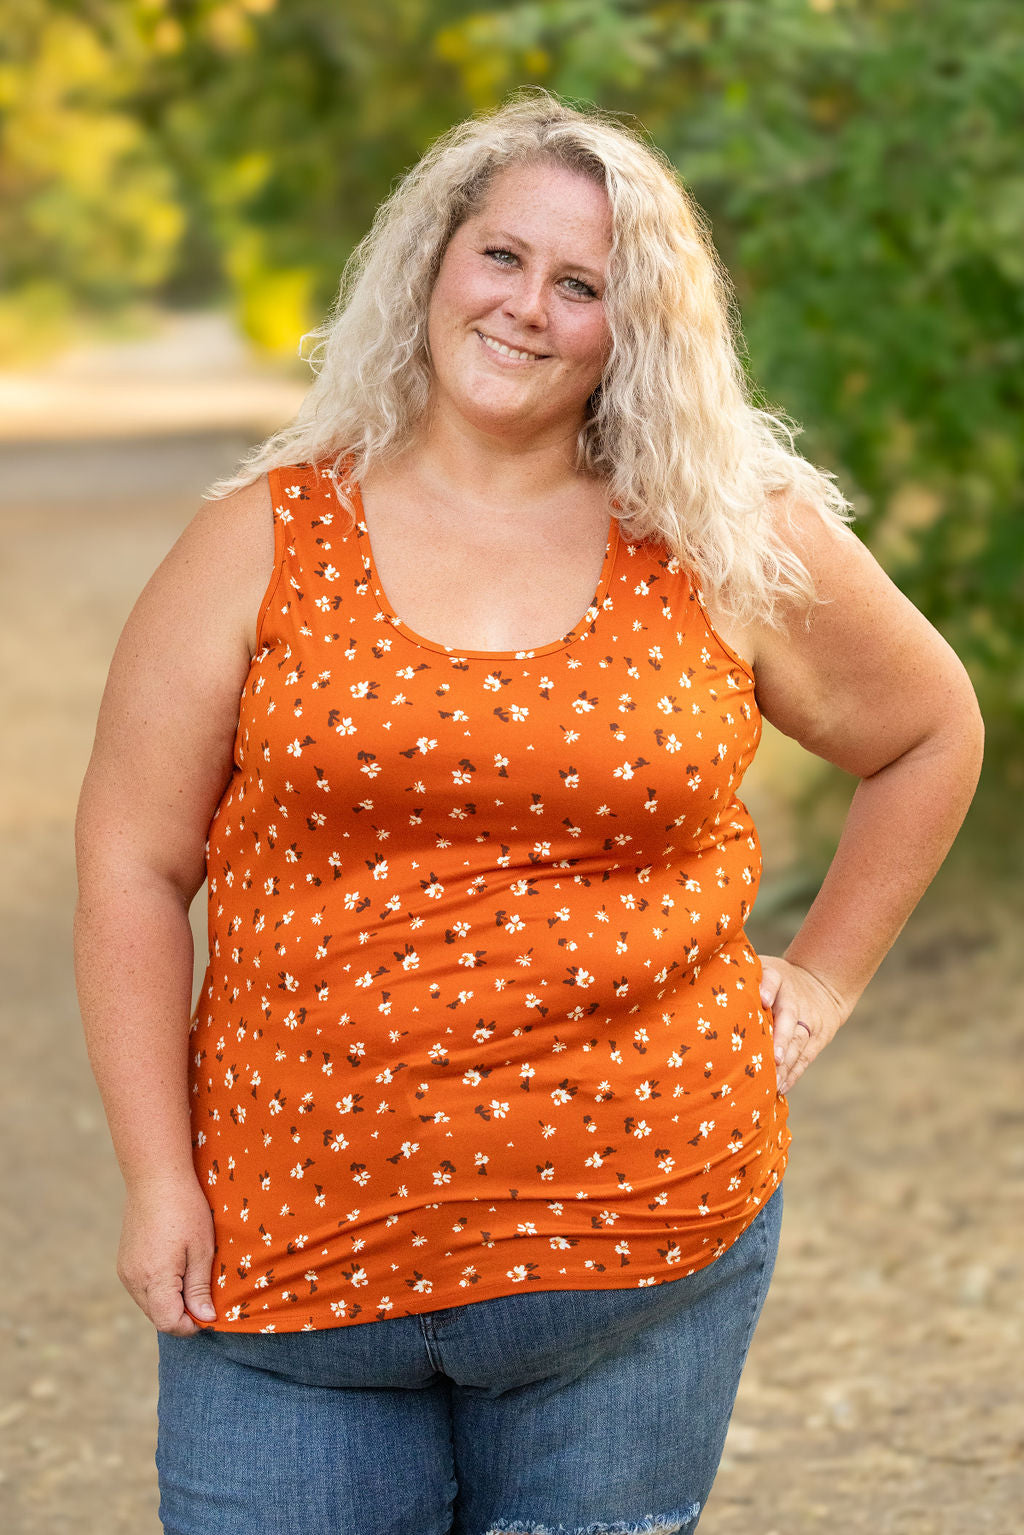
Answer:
[
  {"xmin": 97, "ymin": 469, "xmax": 277, "ymax": 736},
  {"xmin": 747, "ymin": 492, "xmax": 980, "ymax": 775},
  {"xmin": 190, "ymin": 470, "xmax": 274, "ymax": 541},
  {"xmin": 77, "ymin": 472, "xmax": 277, "ymax": 892},
  {"xmin": 152, "ymin": 472, "xmax": 276, "ymax": 658},
  {"xmin": 700, "ymin": 494, "xmax": 845, "ymax": 665},
  {"xmin": 703, "ymin": 493, "xmax": 877, "ymax": 670}
]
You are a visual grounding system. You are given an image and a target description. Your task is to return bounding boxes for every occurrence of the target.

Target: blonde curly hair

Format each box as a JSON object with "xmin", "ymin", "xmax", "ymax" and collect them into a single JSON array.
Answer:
[{"xmin": 206, "ymin": 88, "xmax": 853, "ymax": 624}]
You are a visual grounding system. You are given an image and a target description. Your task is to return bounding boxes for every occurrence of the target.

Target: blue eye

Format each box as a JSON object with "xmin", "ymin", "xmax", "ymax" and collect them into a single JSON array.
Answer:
[
  {"xmin": 483, "ymin": 248, "xmax": 598, "ymax": 299},
  {"xmin": 563, "ymin": 274, "xmax": 598, "ymax": 299}
]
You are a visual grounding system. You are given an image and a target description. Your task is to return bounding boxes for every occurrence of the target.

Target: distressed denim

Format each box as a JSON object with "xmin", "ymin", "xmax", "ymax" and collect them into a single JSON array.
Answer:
[{"xmin": 157, "ymin": 1185, "xmax": 781, "ymax": 1535}]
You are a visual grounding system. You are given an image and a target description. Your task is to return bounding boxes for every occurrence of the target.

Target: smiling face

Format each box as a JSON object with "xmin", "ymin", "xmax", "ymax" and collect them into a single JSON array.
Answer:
[{"xmin": 425, "ymin": 159, "xmax": 613, "ymax": 448}]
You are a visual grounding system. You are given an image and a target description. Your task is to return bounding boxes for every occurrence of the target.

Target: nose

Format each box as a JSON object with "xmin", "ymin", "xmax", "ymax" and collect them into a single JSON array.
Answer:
[{"xmin": 502, "ymin": 272, "xmax": 548, "ymax": 332}]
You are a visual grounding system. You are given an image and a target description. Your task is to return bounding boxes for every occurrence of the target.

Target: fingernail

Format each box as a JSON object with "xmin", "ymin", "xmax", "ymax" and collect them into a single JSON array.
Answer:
[
  {"xmin": 198, "ymin": 1304, "xmax": 216, "ymax": 1321},
  {"xmin": 759, "ymin": 988, "xmax": 770, "ymax": 1005},
  {"xmin": 774, "ymin": 1047, "xmax": 783, "ymax": 1063}
]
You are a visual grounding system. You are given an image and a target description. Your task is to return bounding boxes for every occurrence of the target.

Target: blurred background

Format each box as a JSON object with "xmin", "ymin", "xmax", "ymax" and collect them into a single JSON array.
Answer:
[{"xmin": 1, "ymin": 2, "xmax": 1021, "ymax": 1531}]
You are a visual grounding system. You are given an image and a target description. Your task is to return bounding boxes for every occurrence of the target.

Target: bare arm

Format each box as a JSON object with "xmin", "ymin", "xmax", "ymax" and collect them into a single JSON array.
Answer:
[
  {"xmin": 742, "ymin": 500, "xmax": 984, "ymax": 1092},
  {"xmin": 73, "ymin": 474, "xmax": 274, "ymax": 1333}
]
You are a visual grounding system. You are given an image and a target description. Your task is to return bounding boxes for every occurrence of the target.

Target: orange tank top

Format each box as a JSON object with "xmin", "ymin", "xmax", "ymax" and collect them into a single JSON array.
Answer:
[{"xmin": 190, "ymin": 461, "xmax": 789, "ymax": 1331}]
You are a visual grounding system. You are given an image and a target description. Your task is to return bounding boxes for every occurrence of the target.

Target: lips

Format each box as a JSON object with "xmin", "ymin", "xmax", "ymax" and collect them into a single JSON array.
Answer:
[{"xmin": 475, "ymin": 330, "xmax": 549, "ymax": 361}]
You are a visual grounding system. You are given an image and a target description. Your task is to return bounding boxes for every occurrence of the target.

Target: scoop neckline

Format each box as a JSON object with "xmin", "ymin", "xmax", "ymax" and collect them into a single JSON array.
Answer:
[{"xmin": 348, "ymin": 477, "xmax": 621, "ymax": 662}]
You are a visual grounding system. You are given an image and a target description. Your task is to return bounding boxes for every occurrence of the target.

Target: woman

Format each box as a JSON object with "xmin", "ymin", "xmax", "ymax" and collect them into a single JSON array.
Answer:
[{"xmin": 74, "ymin": 93, "xmax": 982, "ymax": 1534}]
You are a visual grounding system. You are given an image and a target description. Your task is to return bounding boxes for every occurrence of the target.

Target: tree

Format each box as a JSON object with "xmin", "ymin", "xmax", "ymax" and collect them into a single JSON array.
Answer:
[{"xmin": 3, "ymin": 0, "xmax": 1020, "ymax": 735}]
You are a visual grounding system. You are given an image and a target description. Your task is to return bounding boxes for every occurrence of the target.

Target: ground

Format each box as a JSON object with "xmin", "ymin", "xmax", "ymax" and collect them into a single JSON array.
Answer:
[{"xmin": 0, "ymin": 408, "xmax": 1020, "ymax": 1534}]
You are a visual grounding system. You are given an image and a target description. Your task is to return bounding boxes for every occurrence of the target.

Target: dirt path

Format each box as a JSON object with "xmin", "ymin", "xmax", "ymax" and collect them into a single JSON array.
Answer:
[{"xmin": 1, "ymin": 431, "xmax": 1019, "ymax": 1535}]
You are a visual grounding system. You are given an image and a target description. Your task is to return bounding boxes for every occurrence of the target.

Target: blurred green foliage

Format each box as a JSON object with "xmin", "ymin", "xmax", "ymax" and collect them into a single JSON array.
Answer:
[{"xmin": 2, "ymin": 0, "xmax": 1022, "ymax": 741}]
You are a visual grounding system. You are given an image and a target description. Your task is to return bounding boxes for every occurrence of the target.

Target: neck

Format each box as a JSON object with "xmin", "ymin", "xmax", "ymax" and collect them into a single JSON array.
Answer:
[{"xmin": 410, "ymin": 397, "xmax": 588, "ymax": 510}]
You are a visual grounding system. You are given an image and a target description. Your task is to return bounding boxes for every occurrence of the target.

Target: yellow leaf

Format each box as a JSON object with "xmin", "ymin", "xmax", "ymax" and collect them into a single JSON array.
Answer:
[{"xmin": 236, "ymin": 266, "xmax": 316, "ymax": 357}]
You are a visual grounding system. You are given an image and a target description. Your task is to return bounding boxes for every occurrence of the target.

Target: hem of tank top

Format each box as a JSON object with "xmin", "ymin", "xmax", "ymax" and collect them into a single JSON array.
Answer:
[
  {"xmin": 252, "ymin": 466, "xmax": 294, "ymax": 654},
  {"xmin": 686, "ymin": 579, "xmax": 758, "ymax": 689},
  {"xmin": 192, "ymin": 1167, "xmax": 791, "ymax": 1335},
  {"xmin": 193, "ymin": 1210, "xmax": 789, "ymax": 1333},
  {"xmin": 352, "ymin": 484, "xmax": 623, "ymax": 662}
]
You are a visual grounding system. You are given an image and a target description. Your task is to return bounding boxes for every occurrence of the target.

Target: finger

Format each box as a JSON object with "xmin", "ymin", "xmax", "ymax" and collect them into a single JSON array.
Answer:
[
  {"xmin": 182, "ymin": 1243, "xmax": 217, "ymax": 1325},
  {"xmin": 117, "ymin": 1264, "xmax": 162, "ymax": 1325},
  {"xmin": 160, "ymin": 1314, "xmax": 200, "ymax": 1338},
  {"xmin": 772, "ymin": 999, "xmax": 809, "ymax": 1095},
  {"xmin": 779, "ymin": 1020, "xmax": 812, "ymax": 1093},
  {"xmin": 771, "ymin": 990, "xmax": 799, "ymax": 1066},
  {"xmin": 147, "ymin": 1275, "xmax": 199, "ymax": 1337},
  {"xmin": 759, "ymin": 960, "xmax": 782, "ymax": 1010}
]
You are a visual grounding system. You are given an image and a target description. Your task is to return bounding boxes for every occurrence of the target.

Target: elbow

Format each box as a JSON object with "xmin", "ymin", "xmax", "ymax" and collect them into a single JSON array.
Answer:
[
  {"xmin": 933, "ymin": 661, "xmax": 985, "ymax": 809},
  {"xmin": 956, "ymin": 661, "xmax": 985, "ymax": 778},
  {"xmin": 877, "ymin": 660, "xmax": 985, "ymax": 801},
  {"xmin": 969, "ymin": 686, "xmax": 985, "ymax": 764}
]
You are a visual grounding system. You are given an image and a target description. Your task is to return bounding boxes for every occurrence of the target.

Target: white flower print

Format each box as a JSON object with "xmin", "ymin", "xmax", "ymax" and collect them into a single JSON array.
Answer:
[{"xmin": 191, "ymin": 469, "xmax": 786, "ymax": 1334}]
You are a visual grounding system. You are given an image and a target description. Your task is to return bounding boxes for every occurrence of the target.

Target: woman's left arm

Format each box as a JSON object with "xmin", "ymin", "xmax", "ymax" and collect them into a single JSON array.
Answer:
[{"xmin": 748, "ymin": 498, "xmax": 984, "ymax": 1094}]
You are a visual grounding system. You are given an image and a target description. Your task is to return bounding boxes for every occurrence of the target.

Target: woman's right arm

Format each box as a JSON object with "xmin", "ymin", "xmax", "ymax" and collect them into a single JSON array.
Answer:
[{"xmin": 73, "ymin": 474, "xmax": 274, "ymax": 1336}]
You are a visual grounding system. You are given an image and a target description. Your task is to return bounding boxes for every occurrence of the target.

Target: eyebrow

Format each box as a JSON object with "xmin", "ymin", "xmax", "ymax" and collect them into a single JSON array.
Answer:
[{"xmin": 479, "ymin": 228, "xmax": 605, "ymax": 285}]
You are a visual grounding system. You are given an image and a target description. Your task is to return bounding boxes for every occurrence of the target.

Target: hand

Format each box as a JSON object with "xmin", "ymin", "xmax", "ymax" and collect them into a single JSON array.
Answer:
[
  {"xmin": 758, "ymin": 954, "xmax": 848, "ymax": 1095},
  {"xmin": 117, "ymin": 1174, "xmax": 217, "ymax": 1336}
]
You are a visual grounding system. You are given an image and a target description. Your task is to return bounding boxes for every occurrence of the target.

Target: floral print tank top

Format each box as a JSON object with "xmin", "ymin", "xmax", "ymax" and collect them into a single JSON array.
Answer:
[{"xmin": 189, "ymin": 460, "xmax": 789, "ymax": 1331}]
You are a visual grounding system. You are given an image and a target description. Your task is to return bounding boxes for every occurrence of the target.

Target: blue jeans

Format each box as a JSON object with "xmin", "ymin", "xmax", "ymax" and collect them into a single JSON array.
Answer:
[{"xmin": 157, "ymin": 1186, "xmax": 782, "ymax": 1535}]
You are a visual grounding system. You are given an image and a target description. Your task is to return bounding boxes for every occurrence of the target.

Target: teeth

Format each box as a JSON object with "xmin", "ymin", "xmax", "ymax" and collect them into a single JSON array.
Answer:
[{"xmin": 478, "ymin": 332, "xmax": 542, "ymax": 361}]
